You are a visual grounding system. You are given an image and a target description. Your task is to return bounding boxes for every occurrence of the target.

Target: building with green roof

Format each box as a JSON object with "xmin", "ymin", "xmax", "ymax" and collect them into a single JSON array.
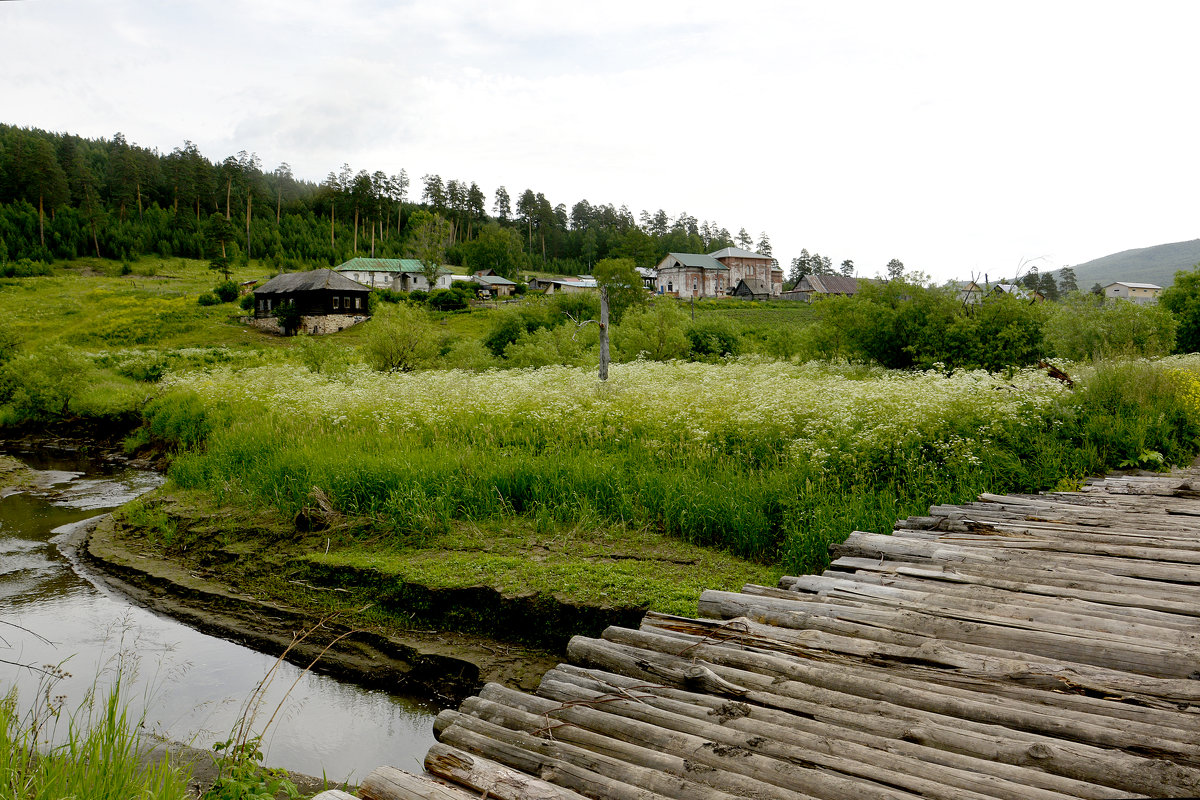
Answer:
[{"xmin": 334, "ymin": 258, "xmax": 454, "ymax": 292}]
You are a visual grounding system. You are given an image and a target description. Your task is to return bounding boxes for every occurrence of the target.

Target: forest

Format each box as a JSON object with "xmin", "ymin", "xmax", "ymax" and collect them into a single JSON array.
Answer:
[{"xmin": 0, "ymin": 124, "xmax": 770, "ymax": 277}]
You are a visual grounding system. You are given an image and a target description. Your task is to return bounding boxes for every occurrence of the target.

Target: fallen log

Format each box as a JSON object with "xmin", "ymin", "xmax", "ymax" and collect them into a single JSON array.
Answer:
[{"xmin": 359, "ymin": 764, "xmax": 487, "ymax": 800}]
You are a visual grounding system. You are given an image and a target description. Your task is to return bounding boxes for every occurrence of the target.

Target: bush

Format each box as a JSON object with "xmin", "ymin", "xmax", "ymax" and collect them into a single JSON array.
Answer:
[
  {"xmin": 0, "ymin": 257, "xmax": 52, "ymax": 278},
  {"xmin": 213, "ymin": 281, "xmax": 239, "ymax": 303},
  {"xmin": 428, "ymin": 287, "xmax": 470, "ymax": 312},
  {"xmin": 0, "ymin": 344, "xmax": 90, "ymax": 420},
  {"xmin": 364, "ymin": 304, "xmax": 440, "ymax": 371},
  {"xmin": 687, "ymin": 318, "xmax": 742, "ymax": 358},
  {"xmin": 239, "ymin": 293, "xmax": 255, "ymax": 311},
  {"xmin": 613, "ymin": 301, "xmax": 690, "ymax": 361},
  {"xmin": 1045, "ymin": 295, "xmax": 1177, "ymax": 360},
  {"xmin": 197, "ymin": 292, "xmax": 221, "ymax": 306}
]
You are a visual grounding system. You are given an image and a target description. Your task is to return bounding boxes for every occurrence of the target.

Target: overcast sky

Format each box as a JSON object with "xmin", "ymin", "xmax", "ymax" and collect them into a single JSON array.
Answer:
[{"xmin": 3, "ymin": 0, "xmax": 1198, "ymax": 282}]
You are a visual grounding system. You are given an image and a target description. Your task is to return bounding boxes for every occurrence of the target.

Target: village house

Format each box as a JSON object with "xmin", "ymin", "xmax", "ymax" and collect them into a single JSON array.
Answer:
[
  {"xmin": 527, "ymin": 276, "xmax": 598, "ymax": 295},
  {"xmin": 781, "ymin": 274, "xmax": 860, "ymax": 302},
  {"xmin": 1104, "ymin": 281, "xmax": 1163, "ymax": 305},
  {"xmin": 992, "ymin": 283, "xmax": 1045, "ymax": 302},
  {"xmin": 250, "ymin": 268, "xmax": 371, "ymax": 335},
  {"xmin": 654, "ymin": 247, "xmax": 783, "ymax": 298},
  {"xmin": 471, "ymin": 269, "xmax": 517, "ymax": 298},
  {"xmin": 334, "ymin": 257, "xmax": 454, "ymax": 292}
]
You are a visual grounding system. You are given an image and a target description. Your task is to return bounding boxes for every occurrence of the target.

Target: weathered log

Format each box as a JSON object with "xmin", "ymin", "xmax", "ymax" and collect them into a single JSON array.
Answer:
[
  {"xmin": 641, "ymin": 611, "xmax": 1200, "ymax": 715},
  {"xmin": 430, "ymin": 724, "xmax": 647, "ymax": 800},
  {"xmin": 770, "ymin": 575, "xmax": 1200, "ymax": 645},
  {"xmin": 824, "ymin": 556, "xmax": 1200, "ymax": 609},
  {"xmin": 547, "ymin": 663, "xmax": 1130, "ymax": 800},
  {"xmin": 311, "ymin": 791, "xmax": 359, "ymax": 800},
  {"xmin": 789, "ymin": 568, "xmax": 1200, "ymax": 628},
  {"xmin": 536, "ymin": 669, "xmax": 1083, "ymax": 800},
  {"xmin": 699, "ymin": 588, "xmax": 1200, "ymax": 678},
  {"xmin": 466, "ymin": 684, "xmax": 927, "ymax": 800},
  {"xmin": 832, "ymin": 530, "xmax": 1200, "ymax": 584},
  {"xmin": 567, "ymin": 634, "xmax": 1200, "ymax": 796},
  {"xmin": 359, "ymin": 764, "xmax": 484, "ymax": 800},
  {"xmin": 458, "ymin": 689, "xmax": 795, "ymax": 800},
  {"xmin": 615, "ymin": 622, "xmax": 1200, "ymax": 752}
]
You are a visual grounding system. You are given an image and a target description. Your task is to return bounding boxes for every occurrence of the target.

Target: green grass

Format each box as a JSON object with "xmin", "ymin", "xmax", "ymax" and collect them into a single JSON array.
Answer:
[{"xmin": 0, "ymin": 679, "xmax": 189, "ymax": 800}]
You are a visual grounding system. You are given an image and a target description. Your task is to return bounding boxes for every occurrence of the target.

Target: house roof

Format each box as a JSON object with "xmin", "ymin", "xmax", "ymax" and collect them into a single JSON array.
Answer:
[
  {"xmin": 709, "ymin": 246, "xmax": 773, "ymax": 261},
  {"xmin": 336, "ymin": 257, "xmax": 449, "ymax": 275},
  {"xmin": 474, "ymin": 274, "xmax": 517, "ymax": 286},
  {"xmin": 661, "ymin": 252, "xmax": 727, "ymax": 270},
  {"xmin": 734, "ymin": 278, "xmax": 771, "ymax": 295},
  {"xmin": 1106, "ymin": 281, "xmax": 1163, "ymax": 290},
  {"xmin": 799, "ymin": 274, "xmax": 859, "ymax": 295},
  {"xmin": 255, "ymin": 269, "xmax": 369, "ymax": 295}
]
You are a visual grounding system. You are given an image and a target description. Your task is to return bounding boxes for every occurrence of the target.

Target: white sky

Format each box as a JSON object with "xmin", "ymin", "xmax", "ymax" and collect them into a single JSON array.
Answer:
[{"xmin": 3, "ymin": 0, "xmax": 1198, "ymax": 282}]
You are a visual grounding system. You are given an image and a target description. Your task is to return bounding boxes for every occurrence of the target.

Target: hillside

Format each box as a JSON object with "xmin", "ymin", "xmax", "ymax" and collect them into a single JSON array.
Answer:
[{"xmin": 1066, "ymin": 239, "xmax": 1200, "ymax": 290}]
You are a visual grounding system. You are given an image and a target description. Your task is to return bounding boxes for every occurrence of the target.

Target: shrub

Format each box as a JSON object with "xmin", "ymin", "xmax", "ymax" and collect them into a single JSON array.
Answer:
[
  {"xmin": 363, "ymin": 303, "xmax": 440, "ymax": 371},
  {"xmin": 428, "ymin": 287, "xmax": 470, "ymax": 312},
  {"xmin": 239, "ymin": 293, "xmax": 255, "ymax": 311},
  {"xmin": 613, "ymin": 301, "xmax": 689, "ymax": 361},
  {"xmin": 197, "ymin": 292, "xmax": 221, "ymax": 306},
  {"xmin": 275, "ymin": 301, "xmax": 301, "ymax": 335},
  {"xmin": 213, "ymin": 281, "xmax": 239, "ymax": 303},
  {"xmin": 687, "ymin": 318, "xmax": 742, "ymax": 358}
]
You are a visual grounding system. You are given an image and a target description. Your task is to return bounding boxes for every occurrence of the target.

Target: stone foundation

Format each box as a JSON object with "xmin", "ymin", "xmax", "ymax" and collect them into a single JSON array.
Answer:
[{"xmin": 242, "ymin": 314, "xmax": 369, "ymax": 336}]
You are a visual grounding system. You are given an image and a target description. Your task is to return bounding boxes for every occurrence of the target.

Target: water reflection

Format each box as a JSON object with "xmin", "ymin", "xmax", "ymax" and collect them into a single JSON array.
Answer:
[{"xmin": 0, "ymin": 451, "xmax": 437, "ymax": 781}]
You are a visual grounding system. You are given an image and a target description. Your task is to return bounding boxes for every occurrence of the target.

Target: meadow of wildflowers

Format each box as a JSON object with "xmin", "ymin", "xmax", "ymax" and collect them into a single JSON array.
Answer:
[{"xmin": 150, "ymin": 355, "xmax": 1200, "ymax": 572}]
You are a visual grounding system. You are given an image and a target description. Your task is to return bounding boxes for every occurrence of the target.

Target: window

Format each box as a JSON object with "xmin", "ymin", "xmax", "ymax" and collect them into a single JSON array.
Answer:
[
  {"xmin": 355, "ymin": 297, "xmax": 362, "ymax": 309},
  {"xmin": 333, "ymin": 296, "xmax": 340, "ymax": 309},
  {"xmin": 344, "ymin": 296, "xmax": 350, "ymax": 308}
]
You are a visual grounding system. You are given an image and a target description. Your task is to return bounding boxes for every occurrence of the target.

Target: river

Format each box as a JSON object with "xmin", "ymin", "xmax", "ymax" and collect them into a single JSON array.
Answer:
[{"xmin": 0, "ymin": 444, "xmax": 437, "ymax": 783}]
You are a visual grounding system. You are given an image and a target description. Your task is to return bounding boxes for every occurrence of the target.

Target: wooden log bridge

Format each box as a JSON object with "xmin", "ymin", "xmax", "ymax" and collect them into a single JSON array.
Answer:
[{"xmin": 339, "ymin": 469, "xmax": 1200, "ymax": 800}]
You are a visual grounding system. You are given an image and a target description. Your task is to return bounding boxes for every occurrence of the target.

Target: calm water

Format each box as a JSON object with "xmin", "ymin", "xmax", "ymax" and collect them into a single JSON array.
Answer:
[{"xmin": 0, "ymin": 449, "xmax": 437, "ymax": 781}]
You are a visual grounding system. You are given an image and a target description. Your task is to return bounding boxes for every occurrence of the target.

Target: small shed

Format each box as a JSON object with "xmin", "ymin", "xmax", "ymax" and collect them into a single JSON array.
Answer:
[
  {"xmin": 732, "ymin": 278, "xmax": 771, "ymax": 300},
  {"xmin": 473, "ymin": 270, "xmax": 518, "ymax": 297},
  {"xmin": 781, "ymin": 274, "xmax": 860, "ymax": 302}
]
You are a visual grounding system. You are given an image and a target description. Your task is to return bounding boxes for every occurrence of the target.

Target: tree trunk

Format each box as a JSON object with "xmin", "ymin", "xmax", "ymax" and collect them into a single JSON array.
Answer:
[
  {"xmin": 276, "ymin": 188, "xmax": 281, "ymax": 223},
  {"xmin": 245, "ymin": 191, "xmax": 252, "ymax": 258},
  {"xmin": 354, "ymin": 206, "xmax": 359, "ymax": 254},
  {"xmin": 331, "ymin": 205, "xmax": 335, "ymax": 249},
  {"xmin": 598, "ymin": 288, "xmax": 610, "ymax": 381},
  {"xmin": 136, "ymin": 181, "xmax": 143, "ymax": 220},
  {"xmin": 38, "ymin": 194, "xmax": 44, "ymax": 249},
  {"xmin": 225, "ymin": 177, "xmax": 232, "ymax": 220},
  {"xmin": 371, "ymin": 217, "xmax": 375, "ymax": 257}
]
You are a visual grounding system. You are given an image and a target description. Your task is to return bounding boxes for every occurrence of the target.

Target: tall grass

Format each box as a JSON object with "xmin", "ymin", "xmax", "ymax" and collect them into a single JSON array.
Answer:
[
  {"xmin": 150, "ymin": 356, "xmax": 1200, "ymax": 573},
  {"xmin": 0, "ymin": 676, "xmax": 188, "ymax": 800}
]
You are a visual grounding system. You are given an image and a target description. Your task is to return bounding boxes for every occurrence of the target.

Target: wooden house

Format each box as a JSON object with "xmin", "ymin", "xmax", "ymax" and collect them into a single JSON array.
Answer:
[
  {"xmin": 251, "ymin": 269, "xmax": 371, "ymax": 334},
  {"xmin": 732, "ymin": 278, "xmax": 771, "ymax": 300},
  {"xmin": 781, "ymin": 274, "xmax": 860, "ymax": 301}
]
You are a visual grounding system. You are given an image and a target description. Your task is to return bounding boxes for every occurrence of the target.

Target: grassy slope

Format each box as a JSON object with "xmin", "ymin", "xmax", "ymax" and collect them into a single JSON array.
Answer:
[
  {"xmin": 5, "ymin": 256, "xmax": 783, "ymax": 621},
  {"xmin": 1068, "ymin": 238, "xmax": 1200, "ymax": 291}
]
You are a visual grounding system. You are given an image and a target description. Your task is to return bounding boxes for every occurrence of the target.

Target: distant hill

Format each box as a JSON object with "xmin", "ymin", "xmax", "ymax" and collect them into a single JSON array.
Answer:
[{"xmin": 1065, "ymin": 239, "xmax": 1200, "ymax": 291}]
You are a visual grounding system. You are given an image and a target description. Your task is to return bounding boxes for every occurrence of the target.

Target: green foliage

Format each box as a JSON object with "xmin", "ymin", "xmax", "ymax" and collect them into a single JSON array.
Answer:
[
  {"xmin": 239, "ymin": 293, "xmax": 255, "ymax": 311},
  {"xmin": 363, "ymin": 303, "xmax": 440, "ymax": 371},
  {"xmin": 613, "ymin": 301, "xmax": 690, "ymax": 361},
  {"xmin": 0, "ymin": 678, "xmax": 189, "ymax": 800},
  {"xmin": 0, "ymin": 258, "xmax": 53, "ymax": 278},
  {"xmin": 203, "ymin": 737, "xmax": 298, "ymax": 800},
  {"xmin": 1158, "ymin": 263, "xmax": 1200, "ymax": 353},
  {"xmin": 427, "ymin": 286, "xmax": 471, "ymax": 312},
  {"xmin": 143, "ymin": 390, "xmax": 216, "ymax": 450},
  {"xmin": 687, "ymin": 317, "xmax": 742, "ymax": 358},
  {"xmin": 503, "ymin": 322, "xmax": 598, "ymax": 367},
  {"xmin": 198, "ymin": 292, "xmax": 221, "ymax": 306},
  {"xmin": 295, "ymin": 334, "xmax": 350, "ymax": 374},
  {"xmin": 592, "ymin": 257, "xmax": 645, "ymax": 323},
  {"xmin": 809, "ymin": 281, "xmax": 1047, "ymax": 371},
  {"xmin": 461, "ymin": 222, "xmax": 527, "ymax": 279},
  {"xmin": 404, "ymin": 209, "xmax": 452, "ymax": 286},
  {"xmin": 1045, "ymin": 294, "xmax": 1177, "ymax": 360},
  {"xmin": 214, "ymin": 281, "xmax": 239, "ymax": 303},
  {"xmin": 274, "ymin": 300, "xmax": 301, "ymax": 335},
  {"xmin": 0, "ymin": 344, "xmax": 90, "ymax": 420}
]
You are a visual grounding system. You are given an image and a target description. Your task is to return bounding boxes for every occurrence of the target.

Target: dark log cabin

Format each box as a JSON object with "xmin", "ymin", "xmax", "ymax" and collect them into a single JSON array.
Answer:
[{"xmin": 253, "ymin": 269, "xmax": 371, "ymax": 317}]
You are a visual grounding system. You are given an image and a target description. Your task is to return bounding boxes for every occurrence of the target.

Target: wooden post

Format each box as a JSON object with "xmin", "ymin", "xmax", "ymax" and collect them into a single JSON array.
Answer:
[{"xmin": 598, "ymin": 287, "xmax": 610, "ymax": 381}]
